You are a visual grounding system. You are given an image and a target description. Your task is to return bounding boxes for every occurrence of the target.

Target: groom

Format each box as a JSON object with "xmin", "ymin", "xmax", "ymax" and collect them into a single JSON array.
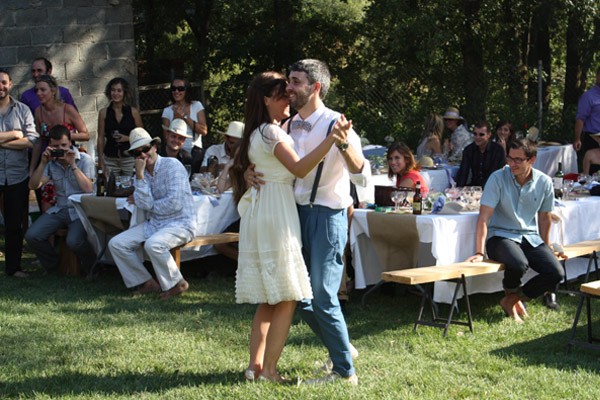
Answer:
[{"xmin": 251, "ymin": 59, "xmax": 367, "ymax": 384}]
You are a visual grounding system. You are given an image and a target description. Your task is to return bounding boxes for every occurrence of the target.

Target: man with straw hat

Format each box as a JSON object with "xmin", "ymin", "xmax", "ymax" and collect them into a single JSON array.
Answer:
[
  {"xmin": 159, "ymin": 118, "xmax": 192, "ymax": 167},
  {"xmin": 442, "ymin": 106, "xmax": 472, "ymax": 161},
  {"xmin": 109, "ymin": 127, "xmax": 197, "ymax": 300}
]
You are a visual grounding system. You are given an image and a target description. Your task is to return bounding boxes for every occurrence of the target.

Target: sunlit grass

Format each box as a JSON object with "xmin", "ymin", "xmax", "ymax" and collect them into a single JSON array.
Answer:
[{"xmin": 1, "ymin": 239, "xmax": 600, "ymax": 399}]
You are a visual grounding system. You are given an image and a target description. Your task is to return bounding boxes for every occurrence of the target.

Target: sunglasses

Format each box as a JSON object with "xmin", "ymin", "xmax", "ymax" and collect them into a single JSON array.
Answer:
[
  {"xmin": 132, "ymin": 145, "xmax": 152, "ymax": 157},
  {"xmin": 171, "ymin": 85, "xmax": 186, "ymax": 92}
]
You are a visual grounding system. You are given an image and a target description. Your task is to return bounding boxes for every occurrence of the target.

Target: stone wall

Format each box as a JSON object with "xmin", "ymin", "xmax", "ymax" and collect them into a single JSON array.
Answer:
[{"xmin": 0, "ymin": 0, "xmax": 137, "ymax": 160}]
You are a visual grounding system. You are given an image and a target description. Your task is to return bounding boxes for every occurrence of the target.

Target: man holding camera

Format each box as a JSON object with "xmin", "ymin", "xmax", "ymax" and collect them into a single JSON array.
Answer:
[{"xmin": 26, "ymin": 125, "xmax": 96, "ymax": 274}]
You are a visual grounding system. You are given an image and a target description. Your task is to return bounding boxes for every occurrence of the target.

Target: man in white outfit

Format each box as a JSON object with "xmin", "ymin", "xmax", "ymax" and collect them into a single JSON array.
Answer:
[{"xmin": 109, "ymin": 128, "xmax": 197, "ymax": 300}]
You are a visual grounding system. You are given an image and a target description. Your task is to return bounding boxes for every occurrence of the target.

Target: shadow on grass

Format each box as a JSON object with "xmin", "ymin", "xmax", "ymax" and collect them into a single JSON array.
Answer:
[
  {"xmin": 0, "ymin": 370, "xmax": 245, "ymax": 397},
  {"xmin": 491, "ymin": 327, "xmax": 600, "ymax": 372}
]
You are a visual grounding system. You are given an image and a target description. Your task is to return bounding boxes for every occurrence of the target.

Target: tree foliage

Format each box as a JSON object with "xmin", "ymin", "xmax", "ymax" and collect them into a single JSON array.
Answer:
[{"xmin": 133, "ymin": 0, "xmax": 600, "ymax": 146}]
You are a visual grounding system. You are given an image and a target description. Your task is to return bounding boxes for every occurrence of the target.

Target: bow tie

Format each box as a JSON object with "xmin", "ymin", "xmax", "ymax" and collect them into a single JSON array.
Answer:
[{"xmin": 291, "ymin": 119, "xmax": 312, "ymax": 132}]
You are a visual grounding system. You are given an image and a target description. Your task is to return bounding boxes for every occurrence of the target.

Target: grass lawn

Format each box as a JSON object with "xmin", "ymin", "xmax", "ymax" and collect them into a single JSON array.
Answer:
[{"xmin": 1, "ymin": 239, "xmax": 600, "ymax": 399}]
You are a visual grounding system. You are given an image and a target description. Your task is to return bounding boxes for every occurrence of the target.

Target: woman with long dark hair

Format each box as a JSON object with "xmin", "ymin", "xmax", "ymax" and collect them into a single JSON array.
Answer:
[
  {"xmin": 161, "ymin": 77, "xmax": 207, "ymax": 171},
  {"xmin": 97, "ymin": 77, "xmax": 143, "ymax": 176},
  {"xmin": 230, "ymin": 71, "xmax": 349, "ymax": 382},
  {"xmin": 387, "ymin": 141, "xmax": 429, "ymax": 195}
]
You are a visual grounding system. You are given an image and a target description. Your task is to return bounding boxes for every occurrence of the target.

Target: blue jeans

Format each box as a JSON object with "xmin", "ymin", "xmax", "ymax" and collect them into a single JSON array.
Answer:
[
  {"xmin": 297, "ymin": 205, "xmax": 355, "ymax": 377},
  {"xmin": 25, "ymin": 207, "xmax": 96, "ymax": 273},
  {"xmin": 486, "ymin": 236, "xmax": 564, "ymax": 299}
]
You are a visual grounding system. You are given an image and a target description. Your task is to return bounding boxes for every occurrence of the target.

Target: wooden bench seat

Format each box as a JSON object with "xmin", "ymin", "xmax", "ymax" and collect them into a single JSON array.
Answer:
[
  {"xmin": 567, "ymin": 279, "xmax": 600, "ymax": 353},
  {"xmin": 380, "ymin": 260, "xmax": 505, "ymax": 337},
  {"xmin": 170, "ymin": 232, "xmax": 239, "ymax": 268}
]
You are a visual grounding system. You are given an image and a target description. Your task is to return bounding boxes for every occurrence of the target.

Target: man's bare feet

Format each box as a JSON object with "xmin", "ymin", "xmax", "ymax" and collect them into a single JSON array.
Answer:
[
  {"xmin": 160, "ymin": 279, "xmax": 189, "ymax": 300},
  {"xmin": 500, "ymin": 293, "xmax": 524, "ymax": 323},
  {"xmin": 515, "ymin": 300, "xmax": 528, "ymax": 318},
  {"xmin": 133, "ymin": 279, "xmax": 161, "ymax": 295}
]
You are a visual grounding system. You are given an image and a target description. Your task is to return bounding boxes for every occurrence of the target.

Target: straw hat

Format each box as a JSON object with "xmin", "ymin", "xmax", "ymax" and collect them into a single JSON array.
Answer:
[
  {"xmin": 442, "ymin": 106, "xmax": 464, "ymax": 121},
  {"xmin": 219, "ymin": 121, "xmax": 244, "ymax": 139},
  {"xmin": 417, "ymin": 156, "xmax": 434, "ymax": 168},
  {"xmin": 162, "ymin": 118, "xmax": 192, "ymax": 138},
  {"xmin": 125, "ymin": 127, "xmax": 161, "ymax": 155}
]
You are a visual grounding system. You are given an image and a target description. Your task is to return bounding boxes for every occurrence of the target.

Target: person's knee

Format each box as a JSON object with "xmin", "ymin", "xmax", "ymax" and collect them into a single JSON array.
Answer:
[
  {"xmin": 24, "ymin": 226, "xmax": 43, "ymax": 245},
  {"xmin": 144, "ymin": 237, "xmax": 169, "ymax": 255}
]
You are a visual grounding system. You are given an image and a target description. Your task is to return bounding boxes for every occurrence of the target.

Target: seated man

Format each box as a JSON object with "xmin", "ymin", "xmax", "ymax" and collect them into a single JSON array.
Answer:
[
  {"xmin": 25, "ymin": 125, "xmax": 96, "ymax": 274},
  {"xmin": 200, "ymin": 121, "xmax": 243, "ymax": 172},
  {"xmin": 109, "ymin": 128, "xmax": 197, "ymax": 300},
  {"xmin": 456, "ymin": 120, "xmax": 505, "ymax": 188},
  {"xmin": 159, "ymin": 118, "xmax": 192, "ymax": 168},
  {"xmin": 468, "ymin": 138, "xmax": 565, "ymax": 322}
]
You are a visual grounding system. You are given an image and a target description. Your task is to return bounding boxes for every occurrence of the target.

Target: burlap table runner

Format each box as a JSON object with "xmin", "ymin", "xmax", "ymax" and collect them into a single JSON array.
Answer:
[{"xmin": 366, "ymin": 212, "xmax": 420, "ymax": 271}]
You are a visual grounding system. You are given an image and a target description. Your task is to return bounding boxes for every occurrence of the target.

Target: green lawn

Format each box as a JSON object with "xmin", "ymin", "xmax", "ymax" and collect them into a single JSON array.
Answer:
[{"xmin": 1, "ymin": 243, "xmax": 600, "ymax": 399}]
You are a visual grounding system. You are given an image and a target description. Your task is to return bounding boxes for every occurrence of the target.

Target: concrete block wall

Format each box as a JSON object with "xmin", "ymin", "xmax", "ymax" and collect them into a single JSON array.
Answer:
[{"xmin": 0, "ymin": 0, "xmax": 137, "ymax": 161}]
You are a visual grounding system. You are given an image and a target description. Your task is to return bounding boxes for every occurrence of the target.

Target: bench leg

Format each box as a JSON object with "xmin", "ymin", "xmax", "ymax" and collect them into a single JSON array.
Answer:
[
  {"xmin": 361, "ymin": 280, "xmax": 386, "ymax": 307},
  {"xmin": 561, "ymin": 259, "xmax": 569, "ymax": 290},
  {"xmin": 566, "ymin": 294, "xmax": 585, "ymax": 353},
  {"xmin": 442, "ymin": 277, "xmax": 465, "ymax": 337},
  {"xmin": 413, "ymin": 284, "xmax": 429, "ymax": 332},
  {"xmin": 461, "ymin": 275, "xmax": 474, "ymax": 333},
  {"xmin": 170, "ymin": 246, "xmax": 181, "ymax": 269}
]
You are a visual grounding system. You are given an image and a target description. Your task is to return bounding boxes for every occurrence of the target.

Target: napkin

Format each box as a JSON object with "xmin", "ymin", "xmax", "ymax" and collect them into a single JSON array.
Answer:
[{"xmin": 430, "ymin": 195, "xmax": 446, "ymax": 214}]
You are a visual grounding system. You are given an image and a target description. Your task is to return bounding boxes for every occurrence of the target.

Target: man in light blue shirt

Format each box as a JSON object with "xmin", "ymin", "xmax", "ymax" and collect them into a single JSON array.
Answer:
[
  {"xmin": 468, "ymin": 139, "xmax": 564, "ymax": 322},
  {"xmin": 26, "ymin": 125, "xmax": 96, "ymax": 274}
]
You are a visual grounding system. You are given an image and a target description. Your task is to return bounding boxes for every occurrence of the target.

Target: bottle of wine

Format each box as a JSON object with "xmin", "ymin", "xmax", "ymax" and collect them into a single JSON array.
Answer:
[
  {"xmin": 412, "ymin": 181, "xmax": 422, "ymax": 215},
  {"xmin": 553, "ymin": 162, "xmax": 564, "ymax": 199},
  {"xmin": 96, "ymin": 168, "xmax": 105, "ymax": 197}
]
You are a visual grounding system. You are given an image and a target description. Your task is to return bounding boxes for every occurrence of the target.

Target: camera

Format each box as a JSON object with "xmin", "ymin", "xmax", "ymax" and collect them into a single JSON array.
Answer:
[{"xmin": 50, "ymin": 149, "xmax": 65, "ymax": 158}]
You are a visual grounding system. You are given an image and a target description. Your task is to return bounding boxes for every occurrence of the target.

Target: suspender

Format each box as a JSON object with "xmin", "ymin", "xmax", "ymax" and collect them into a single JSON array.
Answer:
[{"xmin": 287, "ymin": 119, "xmax": 337, "ymax": 207}]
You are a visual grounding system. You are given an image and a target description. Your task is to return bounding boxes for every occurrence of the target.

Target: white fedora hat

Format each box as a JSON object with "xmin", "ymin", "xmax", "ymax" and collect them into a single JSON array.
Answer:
[
  {"xmin": 221, "ymin": 121, "xmax": 244, "ymax": 139},
  {"xmin": 162, "ymin": 118, "xmax": 192, "ymax": 138},
  {"xmin": 125, "ymin": 127, "xmax": 161, "ymax": 155}
]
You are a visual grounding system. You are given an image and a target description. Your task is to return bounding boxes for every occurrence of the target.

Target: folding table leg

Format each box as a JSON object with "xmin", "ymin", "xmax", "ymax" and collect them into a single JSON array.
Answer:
[{"xmin": 566, "ymin": 294, "xmax": 586, "ymax": 353}]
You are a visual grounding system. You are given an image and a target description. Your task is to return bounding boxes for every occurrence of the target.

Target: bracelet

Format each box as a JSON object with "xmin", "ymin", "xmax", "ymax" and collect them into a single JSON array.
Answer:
[{"xmin": 475, "ymin": 252, "xmax": 484, "ymax": 257}]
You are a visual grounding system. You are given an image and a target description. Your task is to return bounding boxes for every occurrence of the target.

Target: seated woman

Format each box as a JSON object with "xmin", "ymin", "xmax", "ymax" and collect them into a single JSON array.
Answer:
[
  {"xmin": 493, "ymin": 120, "xmax": 515, "ymax": 153},
  {"xmin": 415, "ymin": 113, "xmax": 444, "ymax": 160},
  {"xmin": 582, "ymin": 132, "xmax": 600, "ymax": 175},
  {"xmin": 387, "ymin": 141, "xmax": 429, "ymax": 195}
]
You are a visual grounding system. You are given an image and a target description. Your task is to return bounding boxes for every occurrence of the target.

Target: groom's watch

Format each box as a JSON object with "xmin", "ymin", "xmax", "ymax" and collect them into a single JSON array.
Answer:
[{"xmin": 336, "ymin": 142, "xmax": 349, "ymax": 152}]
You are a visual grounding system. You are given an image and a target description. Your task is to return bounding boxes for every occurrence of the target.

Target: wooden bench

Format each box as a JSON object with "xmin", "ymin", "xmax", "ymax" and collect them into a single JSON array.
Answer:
[
  {"xmin": 170, "ymin": 232, "xmax": 239, "ymax": 268},
  {"xmin": 566, "ymin": 280, "xmax": 600, "ymax": 353},
  {"xmin": 381, "ymin": 261, "xmax": 505, "ymax": 337}
]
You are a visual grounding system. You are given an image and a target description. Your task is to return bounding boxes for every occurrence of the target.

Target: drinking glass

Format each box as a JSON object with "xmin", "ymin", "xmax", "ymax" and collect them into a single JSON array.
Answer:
[
  {"xmin": 391, "ymin": 190, "xmax": 402, "ymax": 211},
  {"xmin": 562, "ymin": 179, "xmax": 574, "ymax": 200},
  {"xmin": 120, "ymin": 175, "xmax": 132, "ymax": 189}
]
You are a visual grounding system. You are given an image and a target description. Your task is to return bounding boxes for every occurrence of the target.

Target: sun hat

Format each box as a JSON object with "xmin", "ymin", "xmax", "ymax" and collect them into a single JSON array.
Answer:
[
  {"xmin": 442, "ymin": 106, "xmax": 464, "ymax": 121},
  {"xmin": 162, "ymin": 118, "xmax": 192, "ymax": 138},
  {"xmin": 125, "ymin": 127, "xmax": 161, "ymax": 155},
  {"xmin": 220, "ymin": 121, "xmax": 244, "ymax": 139}
]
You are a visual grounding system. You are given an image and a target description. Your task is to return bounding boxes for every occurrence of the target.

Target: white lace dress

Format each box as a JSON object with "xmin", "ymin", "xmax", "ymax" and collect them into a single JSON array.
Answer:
[{"xmin": 235, "ymin": 123, "xmax": 313, "ymax": 305}]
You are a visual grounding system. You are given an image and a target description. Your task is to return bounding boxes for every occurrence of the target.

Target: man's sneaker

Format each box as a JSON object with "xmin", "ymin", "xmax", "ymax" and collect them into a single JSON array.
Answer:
[
  {"xmin": 323, "ymin": 343, "xmax": 359, "ymax": 373},
  {"xmin": 304, "ymin": 371, "xmax": 358, "ymax": 386}
]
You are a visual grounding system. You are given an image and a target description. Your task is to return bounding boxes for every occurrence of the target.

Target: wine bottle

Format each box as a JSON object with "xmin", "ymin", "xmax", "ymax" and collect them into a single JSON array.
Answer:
[
  {"xmin": 553, "ymin": 162, "xmax": 564, "ymax": 199},
  {"xmin": 412, "ymin": 181, "xmax": 422, "ymax": 215}
]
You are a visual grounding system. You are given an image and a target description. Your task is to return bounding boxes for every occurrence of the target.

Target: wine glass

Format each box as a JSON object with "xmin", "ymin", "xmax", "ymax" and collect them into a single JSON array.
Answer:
[
  {"xmin": 391, "ymin": 190, "xmax": 402, "ymax": 211},
  {"xmin": 120, "ymin": 175, "xmax": 132, "ymax": 189},
  {"xmin": 562, "ymin": 179, "xmax": 574, "ymax": 200}
]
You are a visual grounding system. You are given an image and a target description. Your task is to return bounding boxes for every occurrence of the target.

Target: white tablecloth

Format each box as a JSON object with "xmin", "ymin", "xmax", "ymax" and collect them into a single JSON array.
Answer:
[
  {"xmin": 70, "ymin": 192, "xmax": 239, "ymax": 263},
  {"xmin": 533, "ymin": 144, "xmax": 578, "ymax": 176},
  {"xmin": 350, "ymin": 196, "xmax": 600, "ymax": 303}
]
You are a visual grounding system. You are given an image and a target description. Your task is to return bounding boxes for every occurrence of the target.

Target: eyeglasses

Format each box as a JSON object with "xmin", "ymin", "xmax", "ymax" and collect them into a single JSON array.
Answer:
[
  {"xmin": 506, "ymin": 156, "xmax": 530, "ymax": 164},
  {"xmin": 132, "ymin": 145, "xmax": 152, "ymax": 157},
  {"xmin": 171, "ymin": 86, "xmax": 186, "ymax": 92}
]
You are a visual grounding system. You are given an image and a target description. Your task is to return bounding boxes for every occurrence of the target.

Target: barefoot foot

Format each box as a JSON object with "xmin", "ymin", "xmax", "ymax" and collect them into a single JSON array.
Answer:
[
  {"xmin": 515, "ymin": 300, "xmax": 528, "ymax": 318},
  {"xmin": 500, "ymin": 293, "xmax": 524, "ymax": 323},
  {"xmin": 160, "ymin": 279, "xmax": 189, "ymax": 300},
  {"xmin": 133, "ymin": 279, "xmax": 161, "ymax": 295}
]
